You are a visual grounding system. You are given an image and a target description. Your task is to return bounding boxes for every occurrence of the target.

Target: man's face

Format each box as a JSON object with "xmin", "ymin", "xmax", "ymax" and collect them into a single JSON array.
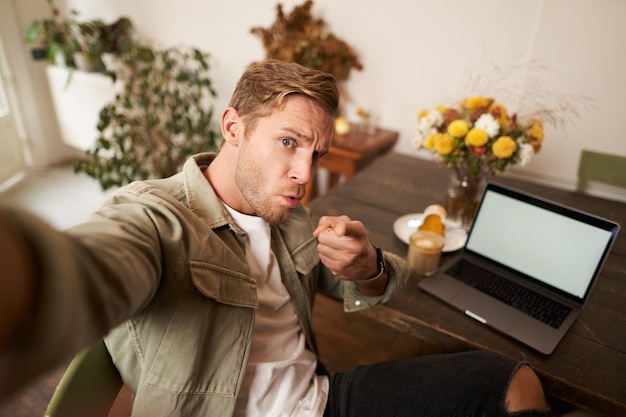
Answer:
[{"xmin": 235, "ymin": 95, "xmax": 334, "ymax": 224}]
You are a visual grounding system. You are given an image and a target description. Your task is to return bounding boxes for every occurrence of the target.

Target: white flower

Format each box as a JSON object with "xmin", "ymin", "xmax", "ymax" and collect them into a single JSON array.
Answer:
[
  {"xmin": 417, "ymin": 109, "xmax": 444, "ymax": 132},
  {"xmin": 518, "ymin": 142, "xmax": 534, "ymax": 166},
  {"xmin": 412, "ymin": 136, "xmax": 424, "ymax": 150},
  {"xmin": 415, "ymin": 116, "xmax": 440, "ymax": 148},
  {"xmin": 474, "ymin": 113, "xmax": 500, "ymax": 138}
]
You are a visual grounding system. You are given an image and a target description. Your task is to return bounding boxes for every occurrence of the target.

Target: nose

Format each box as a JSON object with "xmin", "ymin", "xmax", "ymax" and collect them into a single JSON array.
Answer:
[{"xmin": 290, "ymin": 154, "xmax": 315, "ymax": 185}]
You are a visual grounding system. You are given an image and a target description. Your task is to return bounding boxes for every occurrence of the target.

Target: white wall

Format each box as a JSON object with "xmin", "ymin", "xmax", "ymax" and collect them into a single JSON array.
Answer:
[{"xmin": 11, "ymin": 0, "xmax": 626, "ymax": 196}]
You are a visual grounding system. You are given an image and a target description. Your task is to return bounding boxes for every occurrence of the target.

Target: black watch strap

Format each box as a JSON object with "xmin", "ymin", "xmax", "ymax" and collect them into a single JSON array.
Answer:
[{"xmin": 355, "ymin": 246, "xmax": 386, "ymax": 284}]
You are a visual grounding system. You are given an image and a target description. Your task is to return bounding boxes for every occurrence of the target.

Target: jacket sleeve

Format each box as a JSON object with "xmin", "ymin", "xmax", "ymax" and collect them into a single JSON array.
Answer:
[
  {"xmin": 315, "ymin": 247, "xmax": 413, "ymax": 313},
  {"xmin": 341, "ymin": 251, "xmax": 413, "ymax": 312},
  {"xmin": 0, "ymin": 193, "xmax": 166, "ymax": 395}
]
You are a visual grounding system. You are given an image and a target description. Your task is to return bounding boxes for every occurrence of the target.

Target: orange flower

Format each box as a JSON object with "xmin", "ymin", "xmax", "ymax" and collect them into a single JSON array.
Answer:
[
  {"xmin": 529, "ymin": 139, "xmax": 542, "ymax": 153},
  {"xmin": 462, "ymin": 96, "xmax": 494, "ymax": 111},
  {"xmin": 527, "ymin": 119, "xmax": 544, "ymax": 141},
  {"xmin": 488, "ymin": 103, "xmax": 509, "ymax": 130}
]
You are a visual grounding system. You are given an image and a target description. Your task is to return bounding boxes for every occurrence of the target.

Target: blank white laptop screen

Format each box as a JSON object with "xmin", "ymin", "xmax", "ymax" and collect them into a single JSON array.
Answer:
[{"xmin": 466, "ymin": 191, "xmax": 614, "ymax": 299}]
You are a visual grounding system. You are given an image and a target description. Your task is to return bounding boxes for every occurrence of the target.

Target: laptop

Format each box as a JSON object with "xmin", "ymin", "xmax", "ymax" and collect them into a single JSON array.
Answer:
[{"xmin": 418, "ymin": 182, "xmax": 620, "ymax": 355}]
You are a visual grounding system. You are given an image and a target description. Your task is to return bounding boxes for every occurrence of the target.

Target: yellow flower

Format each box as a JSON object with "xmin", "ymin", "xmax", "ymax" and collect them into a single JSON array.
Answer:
[
  {"xmin": 492, "ymin": 136, "xmax": 517, "ymax": 158},
  {"xmin": 424, "ymin": 133, "xmax": 437, "ymax": 150},
  {"xmin": 462, "ymin": 96, "xmax": 493, "ymax": 110},
  {"xmin": 447, "ymin": 119, "xmax": 469, "ymax": 137},
  {"xmin": 465, "ymin": 128, "xmax": 489, "ymax": 147},
  {"xmin": 435, "ymin": 105, "xmax": 447, "ymax": 113},
  {"xmin": 434, "ymin": 133, "xmax": 454, "ymax": 155},
  {"xmin": 417, "ymin": 109, "xmax": 429, "ymax": 121}
]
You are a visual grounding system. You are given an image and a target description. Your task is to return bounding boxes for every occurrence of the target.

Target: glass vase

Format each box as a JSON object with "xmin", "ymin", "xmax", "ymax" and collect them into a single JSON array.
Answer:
[{"xmin": 446, "ymin": 167, "xmax": 487, "ymax": 228}]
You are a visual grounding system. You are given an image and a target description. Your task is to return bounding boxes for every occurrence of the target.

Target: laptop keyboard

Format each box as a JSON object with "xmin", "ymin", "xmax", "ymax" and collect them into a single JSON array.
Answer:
[{"xmin": 446, "ymin": 259, "xmax": 572, "ymax": 329}]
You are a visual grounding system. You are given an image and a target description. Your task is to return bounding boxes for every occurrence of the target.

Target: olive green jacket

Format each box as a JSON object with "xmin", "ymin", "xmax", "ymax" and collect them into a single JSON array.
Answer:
[{"xmin": 2, "ymin": 153, "xmax": 411, "ymax": 416}]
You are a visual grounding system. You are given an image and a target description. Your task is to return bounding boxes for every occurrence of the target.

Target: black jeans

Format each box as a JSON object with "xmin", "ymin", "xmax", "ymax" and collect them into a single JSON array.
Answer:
[{"xmin": 324, "ymin": 350, "xmax": 552, "ymax": 417}]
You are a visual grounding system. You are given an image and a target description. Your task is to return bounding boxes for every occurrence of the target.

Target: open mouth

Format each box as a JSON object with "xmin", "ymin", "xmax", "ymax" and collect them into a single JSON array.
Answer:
[{"xmin": 283, "ymin": 194, "xmax": 302, "ymax": 207}]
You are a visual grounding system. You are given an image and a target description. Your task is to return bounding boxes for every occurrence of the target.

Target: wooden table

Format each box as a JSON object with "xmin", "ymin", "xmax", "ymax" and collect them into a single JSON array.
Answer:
[
  {"xmin": 308, "ymin": 152, "xmax": 626, "ymax": 416},
  {"xmin": 303, "ymin": 124, "xmax": 398, "ymax": 205}
]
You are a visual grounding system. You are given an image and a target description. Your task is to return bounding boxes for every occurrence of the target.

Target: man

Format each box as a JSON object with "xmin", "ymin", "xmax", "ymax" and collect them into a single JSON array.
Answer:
[{"xmin": 0, "ymin": 60, "xmax": 551, "ymax": 416}]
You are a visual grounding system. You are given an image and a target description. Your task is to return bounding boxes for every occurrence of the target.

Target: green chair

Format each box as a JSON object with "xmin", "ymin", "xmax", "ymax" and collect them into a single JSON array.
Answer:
[
  {"xmin": 45, "ymin": 340, "xmax": 124, "ymax": 417},
  {"xmin": 576, "ymin": 149, "xmax": 626, "ymax": 193}
]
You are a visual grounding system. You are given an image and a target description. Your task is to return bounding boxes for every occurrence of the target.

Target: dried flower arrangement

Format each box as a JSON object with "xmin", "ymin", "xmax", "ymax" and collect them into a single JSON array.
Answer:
[{"xmin": 250, "ymin": 0, "xmax": 363, "ymax": 83}]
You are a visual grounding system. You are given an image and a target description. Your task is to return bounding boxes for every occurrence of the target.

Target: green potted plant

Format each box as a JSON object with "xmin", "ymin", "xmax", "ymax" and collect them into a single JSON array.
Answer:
[
  {"xmin": 101, "ymin": 17, "xmax": 134, "ymax": 56},
  {"xmin": 73, "ymin": 16, "xmax": 135, "ymax": 72},
  {"xmin": 24, "ymin": 0, "xmax": 78, "ymax": 67},
  {"xmin": 74, "ymin": 45, "xmax": 222, "ymax": 190},
  {"xmin": 71, "ymin": 18, "xmax": 107, "ymax": 72},
  {"xmin": 25, "ymin": 0, "xmax": 134, "ymax": 73}
]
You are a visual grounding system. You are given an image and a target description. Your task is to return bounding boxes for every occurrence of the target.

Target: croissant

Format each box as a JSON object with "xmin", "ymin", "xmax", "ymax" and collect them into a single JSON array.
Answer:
[
  {"xmin": 418, "ymin": 214, "xmax": 445, "ymax": 237},
  {"xmin": 418, "ymin": 204, "xmax": 447, "ymax": 237}
]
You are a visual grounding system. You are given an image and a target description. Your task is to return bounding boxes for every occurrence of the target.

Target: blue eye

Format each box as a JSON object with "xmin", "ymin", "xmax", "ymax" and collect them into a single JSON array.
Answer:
[{"xmin": 282, "ymin": 138, "xmax": 295, "ymax": 148}]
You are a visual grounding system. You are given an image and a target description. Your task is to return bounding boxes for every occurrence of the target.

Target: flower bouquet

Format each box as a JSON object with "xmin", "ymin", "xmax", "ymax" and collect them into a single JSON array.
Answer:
[
  {"xmin": 413, "ymin": 96, "xmax": 545, "ymax": 226},
  {"xmin": 414, "ymin": 96, "xmax": 545, "ymax": 174}
]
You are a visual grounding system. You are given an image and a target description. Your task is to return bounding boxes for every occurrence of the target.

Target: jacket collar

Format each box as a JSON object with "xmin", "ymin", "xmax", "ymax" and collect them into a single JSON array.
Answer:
[{"xmin": 181, "ymin": 153, "xmax": 245, "ymax": 234}]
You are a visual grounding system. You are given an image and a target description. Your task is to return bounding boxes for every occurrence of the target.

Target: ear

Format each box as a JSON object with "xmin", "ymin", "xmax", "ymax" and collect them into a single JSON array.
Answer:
[{"xmin": 221, "ymin": 107, "xmax": 242, "ymax": 145}]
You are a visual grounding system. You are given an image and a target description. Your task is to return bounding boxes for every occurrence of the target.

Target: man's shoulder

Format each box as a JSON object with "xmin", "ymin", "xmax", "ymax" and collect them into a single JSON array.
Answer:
[{"xmin": 114, "ymin": 173, "xmax": 187, "ymax": 204}]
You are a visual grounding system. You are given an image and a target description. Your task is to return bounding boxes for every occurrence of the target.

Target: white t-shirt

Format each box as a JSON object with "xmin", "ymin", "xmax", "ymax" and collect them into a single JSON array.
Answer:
[{"xmin": 226, "ymin": 206, "xmax": 328, "ymax": 417}]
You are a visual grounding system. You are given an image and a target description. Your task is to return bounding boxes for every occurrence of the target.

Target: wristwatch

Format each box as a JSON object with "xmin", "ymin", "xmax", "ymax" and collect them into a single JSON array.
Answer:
[{"xmin": 355, "ymin": 246, "xmax": 387, "ymax": 284}]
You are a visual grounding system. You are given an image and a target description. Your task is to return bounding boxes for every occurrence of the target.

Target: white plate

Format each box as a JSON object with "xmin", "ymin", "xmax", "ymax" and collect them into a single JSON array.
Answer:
[{"xmin": 393, "ymin": 213, "xmax": 467, "ymax": 252}]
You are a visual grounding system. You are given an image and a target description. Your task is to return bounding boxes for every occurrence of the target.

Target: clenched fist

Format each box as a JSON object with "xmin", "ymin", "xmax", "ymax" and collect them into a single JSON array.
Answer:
[{"xmin": 312, "ymin": 215, "xmax": 378, "ymax": 282}]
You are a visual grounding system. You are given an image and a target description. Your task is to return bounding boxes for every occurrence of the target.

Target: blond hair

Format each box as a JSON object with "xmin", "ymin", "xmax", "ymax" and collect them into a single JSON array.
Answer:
[{"xmin": 229, "ymin": 59, "xmax": 339, "ymax": 134}]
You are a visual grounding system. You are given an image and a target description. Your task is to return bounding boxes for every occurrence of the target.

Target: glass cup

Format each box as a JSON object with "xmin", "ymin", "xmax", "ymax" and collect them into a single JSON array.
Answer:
[{"xmin": 407, "ymin": 231, "xmax": 445, "ymax": 276}]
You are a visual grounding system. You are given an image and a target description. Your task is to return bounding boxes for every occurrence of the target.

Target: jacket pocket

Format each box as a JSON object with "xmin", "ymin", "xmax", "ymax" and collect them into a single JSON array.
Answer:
[
  {"xmin": 146, "ymin": 263, "xmax": 255, "ymax": 396},
  {"xmin": 188, "ymin": 260, "xmax": 258, "ymax": 308}
]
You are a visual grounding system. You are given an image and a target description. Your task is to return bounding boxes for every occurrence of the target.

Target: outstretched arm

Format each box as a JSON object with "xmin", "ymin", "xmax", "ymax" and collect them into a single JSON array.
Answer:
[
  {"xmin": 0, "ymin": 201, "xmax": 162, "ymax": 399},
  {"xmin": 0, "ymin": 215, "xmax": 38, "ymax": 351}
]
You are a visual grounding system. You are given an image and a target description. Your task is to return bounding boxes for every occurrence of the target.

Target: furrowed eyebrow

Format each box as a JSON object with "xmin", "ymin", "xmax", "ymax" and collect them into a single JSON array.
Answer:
[
  {"xmin": 314, "ymin": 149, "xmax": 329, "ymax": 158},
  {"xmin": 282, "ymin": 127, "xmax": 328, "ymax": 158}
]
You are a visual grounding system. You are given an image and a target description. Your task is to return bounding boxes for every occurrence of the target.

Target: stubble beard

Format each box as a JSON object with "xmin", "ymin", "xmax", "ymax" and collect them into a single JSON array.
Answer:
[{"xmin": 235, "ymin": 160, "xmax": 294, "ymax": 225}]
